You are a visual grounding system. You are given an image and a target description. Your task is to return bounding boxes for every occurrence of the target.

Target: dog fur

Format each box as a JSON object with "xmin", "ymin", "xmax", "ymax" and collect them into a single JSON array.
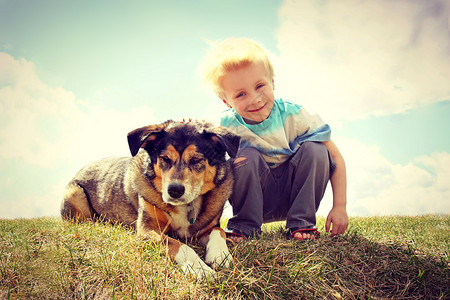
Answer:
[{"xmin": 61, "ymin": 120, "xmax": 240, "ymax": 277}]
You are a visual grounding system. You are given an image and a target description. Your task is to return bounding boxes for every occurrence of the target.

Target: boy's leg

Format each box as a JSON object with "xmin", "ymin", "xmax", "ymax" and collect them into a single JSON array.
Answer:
[
  {"xmin": 261, "ymin": 159, "xmax": 291, "ymax": 222},
  {"xmin": 285, "ymin": 141, "xmax": 336, "ymax": 232},
  {"xmin": 226, "ymin": 147, "xmax": 270, "ymax": 238}
]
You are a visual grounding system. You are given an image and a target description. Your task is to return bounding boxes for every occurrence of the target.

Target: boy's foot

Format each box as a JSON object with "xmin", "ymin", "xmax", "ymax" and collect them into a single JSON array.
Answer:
[
  {"xmin": 225, "ymin": 230, "xmax": 248, "ymax": 244},
  {"xmin": 290, "ymin": 228, "xmax": 320, "ymax": 241}
]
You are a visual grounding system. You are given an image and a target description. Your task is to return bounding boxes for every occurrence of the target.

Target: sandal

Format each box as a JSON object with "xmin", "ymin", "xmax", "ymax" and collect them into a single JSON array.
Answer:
[
  {"xmin": 290, "ymin": 228, "xmax": 320, "ymax": 241},
  {"xmin": 225, "ymin": 229, "xmax": 249, "ymax": 242}
]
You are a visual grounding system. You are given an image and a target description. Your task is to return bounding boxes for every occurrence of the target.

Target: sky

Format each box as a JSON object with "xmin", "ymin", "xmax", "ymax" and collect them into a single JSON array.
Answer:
[{"xmin": 0, "ymin": 0, "xmax": 449, "ymax": 219}]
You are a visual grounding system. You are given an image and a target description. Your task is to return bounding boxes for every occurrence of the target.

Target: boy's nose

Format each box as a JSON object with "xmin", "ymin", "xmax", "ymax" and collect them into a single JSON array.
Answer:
[{"xmin": 250, "ymin": 91, "xmax": 263, "ymax": 104}]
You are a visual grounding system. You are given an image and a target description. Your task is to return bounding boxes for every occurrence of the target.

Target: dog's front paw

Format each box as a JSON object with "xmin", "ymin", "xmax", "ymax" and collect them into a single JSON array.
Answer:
[
  {"xmin": 205, "ymin": 245, "xmax": 232, "ymax": 269},
  {"xmin": 205, "ymin": 230, "xmax": 233, "ymax": 269},
  {"xmin": 175, "ymin": 244, "xmax": 215, "ymax": 279}
]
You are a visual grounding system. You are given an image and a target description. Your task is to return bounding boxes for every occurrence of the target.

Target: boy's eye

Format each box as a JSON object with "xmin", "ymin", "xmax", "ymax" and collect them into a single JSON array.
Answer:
[
  {"xmin": 235, "ymin": 92, "xmax": 246, "ymax": 99},
  {"xmin": 256, "ymin": 83, "xmax": 264, "ymax": 89}
]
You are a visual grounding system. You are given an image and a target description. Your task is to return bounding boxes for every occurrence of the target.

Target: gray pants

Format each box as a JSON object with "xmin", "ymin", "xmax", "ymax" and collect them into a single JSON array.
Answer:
[{"xmin": 226, "ymin": 141, "xmax": 336, "ymax": 237}]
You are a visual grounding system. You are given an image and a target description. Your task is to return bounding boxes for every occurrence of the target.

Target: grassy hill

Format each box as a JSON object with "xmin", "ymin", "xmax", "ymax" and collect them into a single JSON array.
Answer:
[{"xmin": 0, "ymin": 215, "xmax": 448, "ymax": 299}]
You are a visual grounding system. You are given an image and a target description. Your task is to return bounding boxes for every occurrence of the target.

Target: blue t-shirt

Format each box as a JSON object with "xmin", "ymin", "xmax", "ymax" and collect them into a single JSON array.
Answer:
[{"xmin": 220, "ymin": 98, "xmax": 331, "ymax": 167}]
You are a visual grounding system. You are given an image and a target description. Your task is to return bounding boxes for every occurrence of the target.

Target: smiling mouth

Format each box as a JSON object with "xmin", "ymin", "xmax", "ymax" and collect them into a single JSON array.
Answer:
[{"xmin": 248, "ymin": 103, "xmax": 266, "ymax": 113}]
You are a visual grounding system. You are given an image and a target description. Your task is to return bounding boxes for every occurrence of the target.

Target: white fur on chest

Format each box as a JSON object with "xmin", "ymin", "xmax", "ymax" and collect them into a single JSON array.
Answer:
[{"xmin": 169, "ymin": 198, "xmax": 202, "ymax": 238}]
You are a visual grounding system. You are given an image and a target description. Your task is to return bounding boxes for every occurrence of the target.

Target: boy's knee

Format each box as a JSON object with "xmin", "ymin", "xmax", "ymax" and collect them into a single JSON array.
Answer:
[
  {"xmin": 233, "ymin": 156, "xmax": 248, "ymax": 168},
  {"xmin": 301, "ymin": 142, "xmax": 329, "ymax": 162},
  {"xmin": 233, "ymin": 148, "xmax": 264, "ymax": 169}
]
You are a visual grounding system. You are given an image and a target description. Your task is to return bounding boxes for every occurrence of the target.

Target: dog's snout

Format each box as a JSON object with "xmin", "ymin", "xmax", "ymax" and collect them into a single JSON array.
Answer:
[{"xmin": 168, "ymin": 183, "xmax": 185, "ymax": 199}]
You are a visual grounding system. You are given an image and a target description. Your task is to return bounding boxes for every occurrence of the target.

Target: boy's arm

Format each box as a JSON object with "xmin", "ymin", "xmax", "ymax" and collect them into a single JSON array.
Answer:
[{"xmin": 322, "ymin": 139, "xmax": 348, "ymax": 236}]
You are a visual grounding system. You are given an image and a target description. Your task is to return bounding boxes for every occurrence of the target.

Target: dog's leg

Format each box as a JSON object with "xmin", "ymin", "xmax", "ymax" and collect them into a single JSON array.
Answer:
[
  {"xmin": 200, "ymin": 227, "xmax": 232, "ymax": 269},
  {"xmin": 137, "ymin": 198, "xmax": 215, "ymax": 278},
  {"xmin": 61, "ymin": 183, "xmax": 95, "ymax": 221},
  {"xmin": 138, "ymin": 225, "xmax": 215, "ymax": 278},
  {"xmin": 171, "ymin": 240, "xmax": 215, "ymax": 278}
]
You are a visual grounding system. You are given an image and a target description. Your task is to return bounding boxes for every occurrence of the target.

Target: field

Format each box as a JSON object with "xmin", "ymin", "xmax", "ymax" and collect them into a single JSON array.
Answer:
[{"xmin": 1, "ymin": 215, "xmax": 448, "ymax": 299}]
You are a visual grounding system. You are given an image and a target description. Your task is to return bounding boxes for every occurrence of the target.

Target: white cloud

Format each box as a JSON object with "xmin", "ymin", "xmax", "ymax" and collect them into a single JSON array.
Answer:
[
  {"xmin": 0, "ymin": 52, "xmax": 162, "ymax": 218},
  {"xmin": 273, "ymin": 0, "xmax": 450, "ymax": 123},
  {"xmin": 0, "ymin": 53, "xmax": 81, "ymax": 166},
  {"xmin": 0, "ymin": 52, "xmax": 163, "ymax": 219},
  {"xmin": 0, "ymin": 178, "xmax": 66, "ymax": 219},
  {"xmin": 0, "ymin": 52, "xmax": 157, "ymax": 168},
  {"xmin": 318, "ymin": 137, "xmax": 450, "ymax": 217}
]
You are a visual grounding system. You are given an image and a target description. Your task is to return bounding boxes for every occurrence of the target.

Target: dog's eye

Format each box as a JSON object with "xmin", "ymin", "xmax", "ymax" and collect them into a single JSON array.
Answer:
[
  {"xmin": 189, "ymin": 157, "xmax": 203, "ymax": 166},
  {"xmin": 160, "ymin": 156, "xmax": 172, "ymax": 165}
]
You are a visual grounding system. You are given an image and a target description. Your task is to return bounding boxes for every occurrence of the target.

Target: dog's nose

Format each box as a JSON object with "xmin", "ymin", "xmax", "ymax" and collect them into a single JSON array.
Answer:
[{"xmin": 168, "ymin": 183, "xmax": 185, "ymax": 199}]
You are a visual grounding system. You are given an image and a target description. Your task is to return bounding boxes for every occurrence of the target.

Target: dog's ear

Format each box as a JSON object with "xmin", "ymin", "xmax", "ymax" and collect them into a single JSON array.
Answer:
[
  {"xmin": 203, "ymin": 127, "xmax": 240, "ymax": 159},
  {"xmin": 127, "ymin": 121, "xmax": 172, "ymax": 156}
]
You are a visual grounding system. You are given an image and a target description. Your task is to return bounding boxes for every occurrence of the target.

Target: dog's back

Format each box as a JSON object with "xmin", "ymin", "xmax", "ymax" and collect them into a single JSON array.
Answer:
[{"xmin": 61, "ymin": 157, "xmax": 138, "ymax": 225}]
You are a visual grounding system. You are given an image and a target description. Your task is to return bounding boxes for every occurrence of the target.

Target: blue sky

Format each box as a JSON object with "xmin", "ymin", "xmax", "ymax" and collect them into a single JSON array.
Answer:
[{"xmin": 1, "ymin": 0, "xmax": 449, "ymax": 219}]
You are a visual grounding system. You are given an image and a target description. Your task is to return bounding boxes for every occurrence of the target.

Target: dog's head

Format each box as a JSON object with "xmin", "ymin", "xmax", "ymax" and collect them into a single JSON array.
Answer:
[{"xmin": 127, "ymin": 120, "xmax": 240, "ymax": 206}]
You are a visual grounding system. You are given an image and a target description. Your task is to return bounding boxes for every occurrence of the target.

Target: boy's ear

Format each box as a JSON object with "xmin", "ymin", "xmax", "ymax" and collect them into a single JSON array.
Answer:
[{"xmin": 221, "ymin": 98, "xmax": 232, "ymax": 108}]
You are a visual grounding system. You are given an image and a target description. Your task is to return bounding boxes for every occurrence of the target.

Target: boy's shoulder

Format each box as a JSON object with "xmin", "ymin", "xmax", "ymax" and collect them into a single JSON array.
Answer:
[
  {"xmin": 220, "ymin": 108, "xmax": 236, "ymax": 127},
  {"xmin": 274, "ymin": 98, "xmax": 303, "ymax": 116}
]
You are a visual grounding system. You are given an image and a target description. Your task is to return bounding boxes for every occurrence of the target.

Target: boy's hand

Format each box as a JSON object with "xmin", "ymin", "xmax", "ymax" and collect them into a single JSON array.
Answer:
[{"xmin": 325, "ymin": 207, "xmax": 348, "ymax": 237}]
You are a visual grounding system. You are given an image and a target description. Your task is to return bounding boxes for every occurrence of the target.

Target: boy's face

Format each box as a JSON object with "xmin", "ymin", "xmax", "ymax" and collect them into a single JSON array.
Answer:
[{"xmin": 220, "ymin": 61, "xmax": 275, "ymax": 123}]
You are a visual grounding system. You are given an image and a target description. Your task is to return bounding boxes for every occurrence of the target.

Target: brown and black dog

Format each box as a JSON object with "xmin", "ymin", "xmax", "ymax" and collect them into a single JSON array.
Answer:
[{"xmin": 61, "ymin": 120, "xmax": 240, "ymax": 277}]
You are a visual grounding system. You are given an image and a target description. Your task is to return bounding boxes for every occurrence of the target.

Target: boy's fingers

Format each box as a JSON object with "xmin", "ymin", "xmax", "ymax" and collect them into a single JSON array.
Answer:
[
  {"xmin": 328, "ymin": 222, "xmax": 348, "ymax": 237},
  {"xmin": 325, "ymin": 216, "xmax": 332, "ymax": 232},
  {"xmin": 330, "ymin": 225, "xmax": 339, "ymax": 237},
  {"xmin": 335, "ymin": 223, "xmax": 348, "ymax": 236}
]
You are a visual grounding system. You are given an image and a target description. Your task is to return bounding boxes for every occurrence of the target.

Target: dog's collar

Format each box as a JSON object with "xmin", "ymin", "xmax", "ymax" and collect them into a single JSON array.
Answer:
[{"xmin": 187, "ymin": 205, "xmax": 196, "ymax": 224}]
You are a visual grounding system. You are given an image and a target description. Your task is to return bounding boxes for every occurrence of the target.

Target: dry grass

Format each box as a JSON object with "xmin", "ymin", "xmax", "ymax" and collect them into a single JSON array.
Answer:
[{"xmin": 0, "ymin": 215, "xmax": 448, "ymax": 299}]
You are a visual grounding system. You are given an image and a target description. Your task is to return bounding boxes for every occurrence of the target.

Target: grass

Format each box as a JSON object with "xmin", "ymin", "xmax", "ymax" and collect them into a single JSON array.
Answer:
[{"xmin": 0, "ymin": 215, "xmax": 448, "ymax": 299}]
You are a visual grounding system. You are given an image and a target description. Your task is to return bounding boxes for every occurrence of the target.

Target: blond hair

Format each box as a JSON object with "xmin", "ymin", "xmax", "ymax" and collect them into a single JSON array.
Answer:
[{"xmin": 201, "ymin": 38, "xmax": 274, "ymax": 98}]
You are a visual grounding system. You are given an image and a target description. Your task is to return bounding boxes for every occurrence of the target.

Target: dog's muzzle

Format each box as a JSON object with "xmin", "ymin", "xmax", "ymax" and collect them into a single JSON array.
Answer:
[{"xmin": 168, "ymin": 183, "xmax": 185, "ymax": 199}]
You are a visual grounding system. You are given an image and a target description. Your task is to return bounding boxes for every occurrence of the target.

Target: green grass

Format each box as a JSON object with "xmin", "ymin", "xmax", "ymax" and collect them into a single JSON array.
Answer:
[{"xmin": 1, "ymin": 215, "xmax": 448, "ymax": 299}]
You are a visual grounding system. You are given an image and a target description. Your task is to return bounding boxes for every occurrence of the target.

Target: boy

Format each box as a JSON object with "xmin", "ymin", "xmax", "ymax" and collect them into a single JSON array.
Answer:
[{"xmin": 201, "ymin": 38, "xmax": 348, "ymax": 242}]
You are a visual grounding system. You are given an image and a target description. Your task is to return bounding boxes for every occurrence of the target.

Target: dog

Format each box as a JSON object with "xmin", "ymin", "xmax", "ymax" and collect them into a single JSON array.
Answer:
[{"xmin": 61, "ymin": 120, "xmax": 240, "ymax": 277}]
